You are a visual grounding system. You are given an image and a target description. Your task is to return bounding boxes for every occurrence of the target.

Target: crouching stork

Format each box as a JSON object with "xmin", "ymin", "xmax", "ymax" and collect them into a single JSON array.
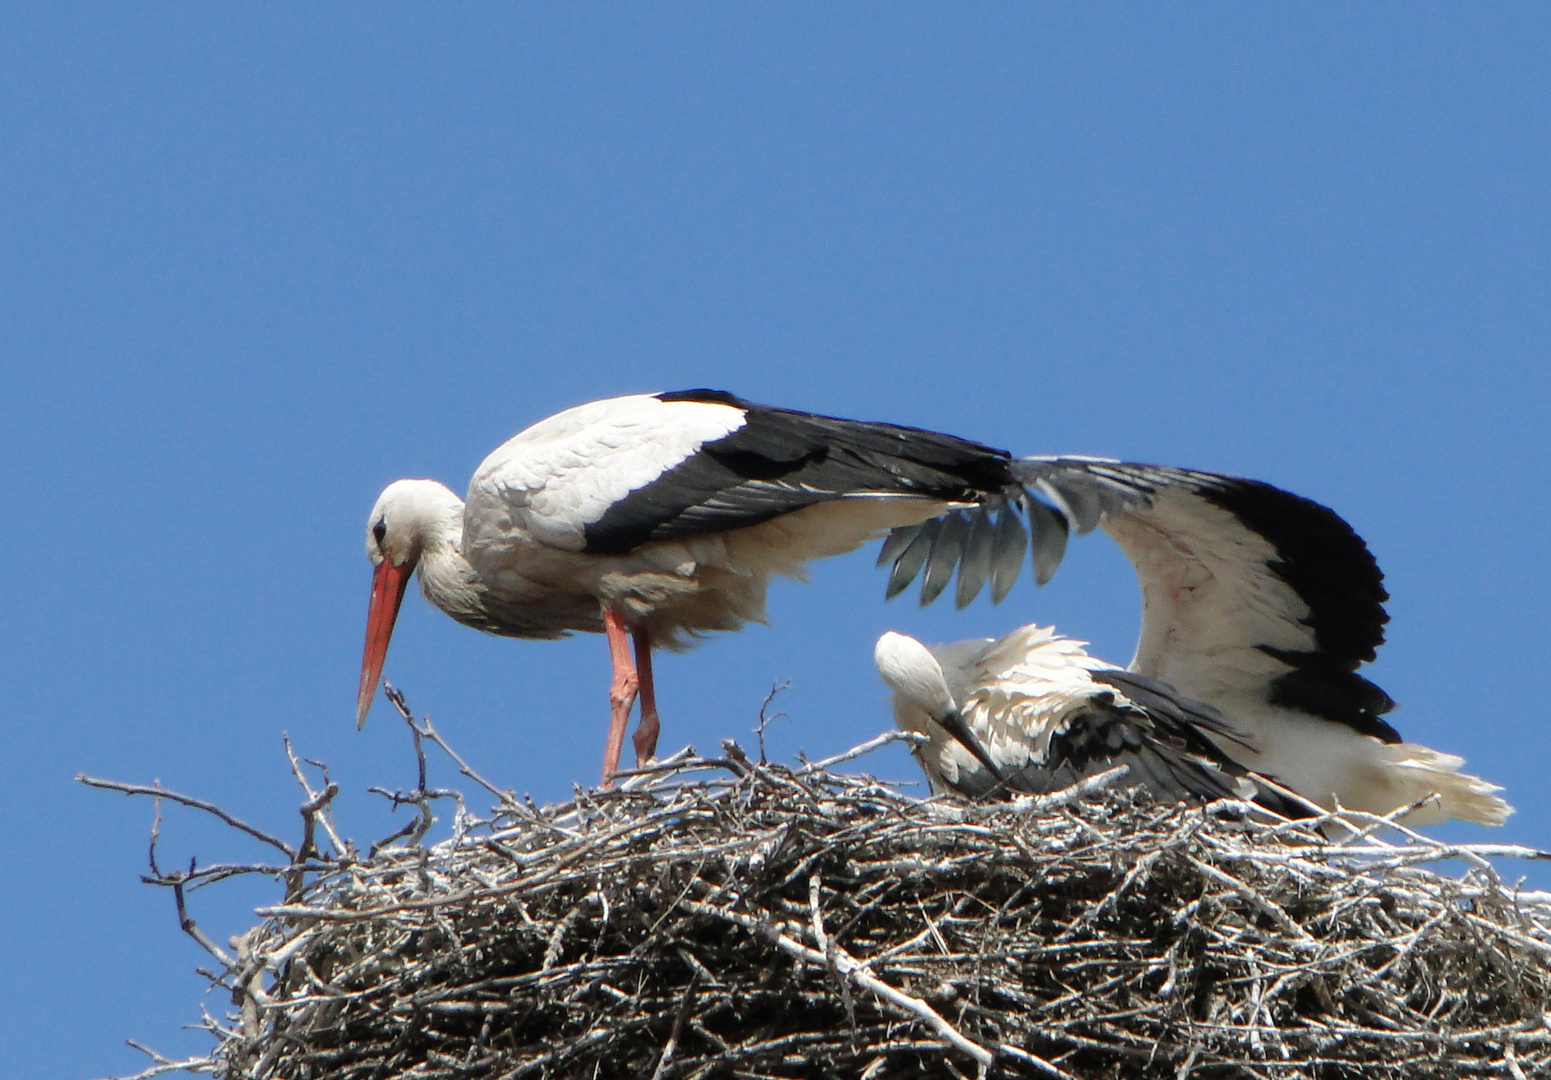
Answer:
[
  {"xmin": 874, "ymin": 626, "xmax": 1304, "ymax": 814},
  {"xmin": 877, "ymin": 461, "xmax": 1510, "ymax": 826},
  {"xmin": 358, "ymin": 389, "xmax": 1034, "ymax": 784}
]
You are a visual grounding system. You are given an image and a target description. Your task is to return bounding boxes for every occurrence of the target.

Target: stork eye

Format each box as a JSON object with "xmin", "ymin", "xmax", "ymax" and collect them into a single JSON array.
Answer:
[{"xmin": 373, "ymin": 520, "xmax": 388, "ymax": 545}]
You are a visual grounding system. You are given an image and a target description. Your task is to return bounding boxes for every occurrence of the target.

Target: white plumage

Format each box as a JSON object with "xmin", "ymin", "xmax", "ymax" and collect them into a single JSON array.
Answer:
[
  {"xmin": 876, "ymin": 626, "xmax": 1277, "ymax": 808},
  {"xmin": 880, "ymin": 462, "xmax": 1511, "ymax": 826},
  {"xmin": 467, "ymin": 395, "xmax": 747, "ymax": 554},
  {"xmin": 358, "ymin": 389, "xmax": 1031, "ymax": 783},
  {"xmin": 878, "ymin": 627, "xmax": 1142, "ymax": 794}
]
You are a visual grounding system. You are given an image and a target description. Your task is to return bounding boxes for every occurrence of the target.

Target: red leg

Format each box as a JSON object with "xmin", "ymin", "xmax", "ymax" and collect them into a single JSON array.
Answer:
[
  {"xmin": 600, "ymin": 605, "xmax": 638, "ymax": 787},
  {"xmin": 631, "ymin": 627, "xmax": 660, "ymax": 765}
]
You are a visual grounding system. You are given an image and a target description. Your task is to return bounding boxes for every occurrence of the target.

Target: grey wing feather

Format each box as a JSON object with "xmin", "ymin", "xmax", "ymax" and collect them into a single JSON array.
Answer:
[
  {"xmin": 989, "ymin": 507, "xmax": 1028, "ymax": 604},
  {"xmin": 886, "ymin": 518, "xmax": 941, "ymax": 600},
  {"xmin": 920, "ymin": 510, "xmax": 970, "ymax": 606},
  {"xmin": 1034, "ymin": 477, "xmax": 1102, "ymax": 535},
  {"xmin": 1028, "ymin": 498, "xmax": 1069, "ymax": 586},
  {"xmin": 879, "ymin": 456, "xmax": 1225, "ymax": 606},
  {"xmin": 876, "ymin": 521, "xmax": 924, "ymax": 569},
  {"xmin": 956, "ymin": 509, "xmax": 998, "ymax": 609}
]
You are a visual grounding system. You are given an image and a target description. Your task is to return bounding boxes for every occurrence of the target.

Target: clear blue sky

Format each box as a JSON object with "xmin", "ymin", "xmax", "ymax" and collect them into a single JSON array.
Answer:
[{"xmin": 3, "ymin": 7, "xmax": 1548, "ymax": 1077}]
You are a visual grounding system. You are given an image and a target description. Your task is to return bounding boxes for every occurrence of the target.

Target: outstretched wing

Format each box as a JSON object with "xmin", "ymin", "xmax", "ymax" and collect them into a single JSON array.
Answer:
[
  {"xmin": 1088, "ymin": 468, "xmax": 1394, "ymax": 742},
  {"xmin": 881, "ymin": 458, "xmax": 1396, "ymax": 744}
]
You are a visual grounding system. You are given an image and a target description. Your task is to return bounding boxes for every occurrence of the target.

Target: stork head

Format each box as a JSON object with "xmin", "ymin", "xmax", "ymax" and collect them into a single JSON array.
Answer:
[
  {"xmin": 874, "ymin": 631, "xmax": 958, "ymax": 729},
  {"xmin": 357, "ymin": 479, "xmax": 463, "ymax": 728},
  {"xmin": 874, "ymin": 631, "xmax": 1009, "ymax": 789}
]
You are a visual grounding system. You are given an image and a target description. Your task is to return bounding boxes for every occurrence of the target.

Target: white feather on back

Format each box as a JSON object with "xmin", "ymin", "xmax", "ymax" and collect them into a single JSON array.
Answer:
[
  {"xmin": 467, "ymin": 394, "xmax": 747, "ymax": 552},
  {"xmin": 943, "ymin": 626, "xmax": 1118, "ymax": 780}
]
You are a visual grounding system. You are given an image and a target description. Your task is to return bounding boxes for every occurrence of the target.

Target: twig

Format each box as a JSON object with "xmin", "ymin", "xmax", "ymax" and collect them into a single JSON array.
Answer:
[
  {"xmin": 284, "ymin": 734, "xmax": 348, "ymax": 858},
  {"xmin": 754, "ymin": 680, "xmax": 790, "ymax": 763},
  {"xmin": 79, "ymin": 775, "xmax": 296, "ymax": 859},
  {"xmin": 278, "ymin": 735, "xmax": 342, "ymax": 901},
  {"xmin": 1007, "ymin": 764, "xmax": 1131, "ymax": 813},
  {"xmin": 679, "ymin": 894, "xmax": 998, "ymax": 1068},
  {"xmin": 171, "ymin": 859, "xmax": 234, "ymax": 966},
  {"xmin": 800, "ymin": 730, "xmax": 926, "ymax": 774},
  {"xmin": 384, "ymin": 683, "xmax": 517, "ymax": 806},
  {"xmin": 96, "ymin": 1040, "xmax": 216, "ymax": 1080},
  {"xmin": 1187, "ymin": 856, "xmax": 1315, "ymax": 944},
  {"xmin": 649, "ymin": 972, "xmax": 700, "ymax": 1080}
]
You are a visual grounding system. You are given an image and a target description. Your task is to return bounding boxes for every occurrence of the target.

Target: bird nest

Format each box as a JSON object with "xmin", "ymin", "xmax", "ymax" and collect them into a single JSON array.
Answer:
[{"xmin": 91, "ymin": 700, "xmax": 1551, "ymax": 1080}]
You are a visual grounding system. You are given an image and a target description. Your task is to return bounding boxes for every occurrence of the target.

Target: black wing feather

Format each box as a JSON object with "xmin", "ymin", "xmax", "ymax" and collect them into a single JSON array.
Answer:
[{"xmin": 1195, "ymin": 478, "xmax": 1397, "ymax": 741}]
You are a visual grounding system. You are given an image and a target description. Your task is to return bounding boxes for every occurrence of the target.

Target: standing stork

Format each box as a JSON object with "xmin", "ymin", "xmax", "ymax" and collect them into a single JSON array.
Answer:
[
  {"xmin": 358, "ymin": 389, "xmax": 1039, "ymax": 784},
  {"xmin": 877, "ymin": 460, "xmax": 1511, "ymax": 826}
]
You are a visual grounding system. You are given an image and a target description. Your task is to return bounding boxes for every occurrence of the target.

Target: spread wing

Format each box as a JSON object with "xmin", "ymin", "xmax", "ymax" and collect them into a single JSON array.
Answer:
[{"xmin": 882, "ymin": 458, "xmax": 1396, "ymax": 743}]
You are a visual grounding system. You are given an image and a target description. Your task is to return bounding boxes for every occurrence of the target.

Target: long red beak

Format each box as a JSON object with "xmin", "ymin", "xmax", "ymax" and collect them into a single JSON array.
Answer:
[{"xmin": 357, "ymin": 558, "xmax": 413, "ymax": 728}]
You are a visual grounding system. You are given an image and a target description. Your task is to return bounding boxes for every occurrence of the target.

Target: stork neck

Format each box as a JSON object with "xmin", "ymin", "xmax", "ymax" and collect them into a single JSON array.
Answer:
[
  {"xmin": 404, "ymin": 489, "xmax": 485, "ymax": 623},
  {"xmin": 418, "ymin": 544, "xmax": 486, "ymax": 624}
]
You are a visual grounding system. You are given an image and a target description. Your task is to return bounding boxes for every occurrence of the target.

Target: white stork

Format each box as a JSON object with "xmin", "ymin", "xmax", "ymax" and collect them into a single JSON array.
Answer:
[
  {"xmin": 358, "ymin": 389, "xmax": 1036, "ymax": 783},
  {"xmin": 876, "ymin": 460, "xmax": 1511, "ymax": 826}
]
